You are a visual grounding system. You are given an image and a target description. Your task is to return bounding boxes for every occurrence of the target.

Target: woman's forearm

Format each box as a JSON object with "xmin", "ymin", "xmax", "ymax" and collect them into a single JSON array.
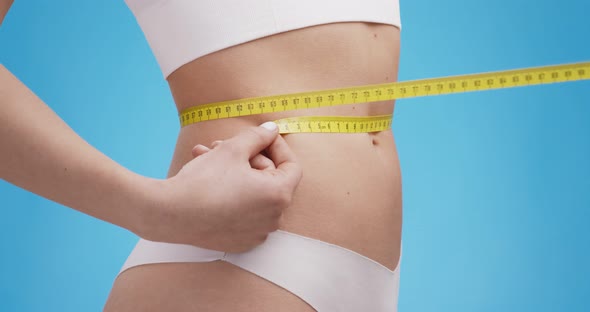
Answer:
[
  {"xmin": 0, "ymin": 64, "xmax": 154, "ymax": 232},
  {"xmin": 0, "ymin": 62, "xmax": 303, "ymax": 252}
]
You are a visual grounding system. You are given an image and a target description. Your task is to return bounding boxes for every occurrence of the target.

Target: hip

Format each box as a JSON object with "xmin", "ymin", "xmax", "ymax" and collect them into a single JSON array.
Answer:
[{"xmin": 107, "ymin": 132, "xmax": 402, "ymax": 310}]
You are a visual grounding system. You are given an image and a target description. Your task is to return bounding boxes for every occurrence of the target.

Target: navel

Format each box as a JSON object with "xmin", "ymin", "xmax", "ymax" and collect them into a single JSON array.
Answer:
[{"xmin": 372, "ymin": 138, "xmax": 379, "ymax": 146}]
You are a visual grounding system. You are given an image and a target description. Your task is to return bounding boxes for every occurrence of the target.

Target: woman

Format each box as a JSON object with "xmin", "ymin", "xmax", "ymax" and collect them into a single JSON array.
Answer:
[{"xmin": 105, "ymin": 0, "xmax": 403, "ymax": 311}]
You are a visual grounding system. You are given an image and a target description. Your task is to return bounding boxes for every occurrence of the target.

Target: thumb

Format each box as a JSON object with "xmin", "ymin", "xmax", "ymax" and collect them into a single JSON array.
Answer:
[{"xmin": 223, "ymin": 122, "xmax": 279, "ymax": 159}]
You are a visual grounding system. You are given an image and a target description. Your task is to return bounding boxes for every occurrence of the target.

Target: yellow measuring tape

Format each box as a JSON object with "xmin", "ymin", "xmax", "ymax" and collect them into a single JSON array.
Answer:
[{"xmin": 179, "ymin": 61, "xmax": 590, "ymax": 133}]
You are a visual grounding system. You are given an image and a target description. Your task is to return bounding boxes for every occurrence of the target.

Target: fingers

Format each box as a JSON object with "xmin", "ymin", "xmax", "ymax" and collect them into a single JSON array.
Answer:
[
  {"xmin": 190, "ymin": 123, "xmax": 297, "ymax": 182},
  {"xmin": 222, "ymin": 122, "xmax": 279, "ymax": 159},
  {"xmin": 250, "ymin": 154, "xmax": 276, "ymax": 170},
  {"xmin": 265, "ymin": 134, "xmax": 303, "ymax": 189},
  {"xmin": 193, "ymin": 140, "xmax": 275, "ymax": 171},
  {"xmin": 211, "ymin": 140, "xmax": 223, "ymax": 149},
  {"xmin": 191, "ymin": 144, "xmax": 210, "ymax": 158},
  {"xmin": 192, "ymin": 140, "xmax": 225, "ymax": 158},
  {"xmin": 265, "ymin": 133, "xmax": 298, "ymax": 170}
]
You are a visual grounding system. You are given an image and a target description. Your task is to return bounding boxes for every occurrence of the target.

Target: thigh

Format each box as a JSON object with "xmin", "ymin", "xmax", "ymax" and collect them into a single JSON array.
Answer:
[{"xmin": 104, "ymin": 261, "xmax": 316, "ymax": 312}]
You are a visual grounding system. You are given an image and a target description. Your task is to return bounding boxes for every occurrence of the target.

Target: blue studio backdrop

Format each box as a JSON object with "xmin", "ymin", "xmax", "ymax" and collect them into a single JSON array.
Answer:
[{"xmin": 1, "ymin": 1, "xmax": 589, "ymax": 311}]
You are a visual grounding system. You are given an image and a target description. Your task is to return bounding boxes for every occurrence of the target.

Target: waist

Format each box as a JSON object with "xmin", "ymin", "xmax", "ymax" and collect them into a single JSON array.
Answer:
[
  {"xmin": 169, "ymin": 111, "xmax": 398, "ymax": 178},
  {"xmin": 165, "ymin": 21, "xmax": 401, "ymax": 188},
  {"xmin": 169, "ymin": 112, "xmax": 401, "ymax": 228},
  {"xmin": 164, "ymin": 22, "xmax": 403, "ymax": 267},
  {"xmin": 168, "ymin": 124, "xmax": 402, "ymax": 269},
  {"xmin": 168, "ymin": 107, "xmax": 401, "ymax": 229},
  {"xmin": 166, "ymin": 21, "xmax": 400, "ymax": 138},
  {"xmin": 166, "ymin": 22, "xmax": 400, "ymax": 115}
]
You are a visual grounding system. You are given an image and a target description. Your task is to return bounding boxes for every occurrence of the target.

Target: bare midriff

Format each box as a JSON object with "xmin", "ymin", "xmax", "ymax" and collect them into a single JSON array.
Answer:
[{"xmin": 105, "ymin": 22, "xmax": 402, "ymax": 311}]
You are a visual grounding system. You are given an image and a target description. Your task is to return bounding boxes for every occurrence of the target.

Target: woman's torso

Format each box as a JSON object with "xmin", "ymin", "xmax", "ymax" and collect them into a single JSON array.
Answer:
[{"xmin": 105, "ymin": 22, "xmax": 402, "ymax": 311}]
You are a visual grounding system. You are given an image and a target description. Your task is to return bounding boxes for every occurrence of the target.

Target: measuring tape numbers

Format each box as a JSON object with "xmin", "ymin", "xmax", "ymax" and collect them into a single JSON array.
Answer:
[{"xmin": 178, "ymin": 61, "xmax": 590, "ymax": 133}]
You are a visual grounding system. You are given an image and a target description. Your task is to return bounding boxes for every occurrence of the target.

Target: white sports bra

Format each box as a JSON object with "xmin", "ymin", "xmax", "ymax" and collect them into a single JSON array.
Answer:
[{"xmin": 125, "ymin": 0, "xmax": 402, "ymax": 78}]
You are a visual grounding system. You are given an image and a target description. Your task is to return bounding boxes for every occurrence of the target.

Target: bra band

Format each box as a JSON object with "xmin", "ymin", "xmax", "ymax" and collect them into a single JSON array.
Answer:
[{"xmin": 125, "ymin": 0, "xmax": 401, "ymax": 78}]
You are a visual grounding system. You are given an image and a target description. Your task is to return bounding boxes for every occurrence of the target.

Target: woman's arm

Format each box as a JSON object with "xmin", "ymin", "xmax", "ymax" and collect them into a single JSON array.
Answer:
[
  {"xmin": 0, "ymin": 65, "xmax": 151, "ymax": 232},
  {"xmin": 0, "ymin": 63, "xmax": 302, "ymax": 252},
  {"xmin": 0, "ymin": 2, "xmax": 302, "ymax": 252}
]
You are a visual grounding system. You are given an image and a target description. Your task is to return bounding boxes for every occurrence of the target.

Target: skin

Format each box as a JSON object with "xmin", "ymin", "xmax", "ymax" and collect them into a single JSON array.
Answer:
[
  {"xmin": 0, "ymin": 0, "xmax": 11, "ymax": 25},
  {"xmin": 0, "ymin": 2, "xmax": 302, "ymax": 253},
  {"xmin": 105, "ymin": 21, "xmax": 403, "ymax": 312}
]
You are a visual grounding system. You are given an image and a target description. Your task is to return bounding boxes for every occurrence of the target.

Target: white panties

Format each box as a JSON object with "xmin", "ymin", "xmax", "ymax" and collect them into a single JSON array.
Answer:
[{"xmin": 119, "ymin": 230, "xmax": 401, "ymax": 311}]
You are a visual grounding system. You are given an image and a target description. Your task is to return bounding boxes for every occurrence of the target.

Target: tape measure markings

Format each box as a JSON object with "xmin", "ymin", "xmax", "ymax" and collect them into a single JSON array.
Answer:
[
  {"xmin": 179, "ymin": 61, "xmax": 590, "ymax": 130},
  {"xmin": 275, "ymin": 115, "xmax": 393, "ymax": 134}
]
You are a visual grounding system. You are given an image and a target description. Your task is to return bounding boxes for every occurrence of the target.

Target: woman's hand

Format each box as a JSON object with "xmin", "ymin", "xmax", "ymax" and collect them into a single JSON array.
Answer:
[{"xmin": 136, "ymin": 123, "xmax": 303, "ymax": 253}]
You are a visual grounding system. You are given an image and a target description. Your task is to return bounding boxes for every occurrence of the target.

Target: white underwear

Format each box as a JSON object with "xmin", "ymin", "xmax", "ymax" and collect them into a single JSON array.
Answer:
[{"xmin": 119, "ymin": 230, "xmax": 401, "ymax": 311}]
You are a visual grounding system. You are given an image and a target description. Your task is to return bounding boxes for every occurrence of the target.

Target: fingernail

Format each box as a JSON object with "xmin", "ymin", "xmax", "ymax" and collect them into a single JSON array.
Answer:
[{"xmin": 259, "ymin": 121, "xmax": 277, "ymax": 131}]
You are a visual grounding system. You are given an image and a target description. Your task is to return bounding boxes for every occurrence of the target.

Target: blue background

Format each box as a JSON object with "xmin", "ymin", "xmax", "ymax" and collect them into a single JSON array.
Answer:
[{"xmin": 1, "ymin": 0, "xmax": 589, "ymax": 311}]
